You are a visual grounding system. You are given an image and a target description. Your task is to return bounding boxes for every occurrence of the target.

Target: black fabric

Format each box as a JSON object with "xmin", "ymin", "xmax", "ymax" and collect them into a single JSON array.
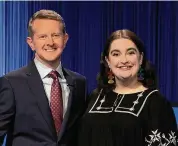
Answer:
[{"xmin": 77, "ymin": 88, "xmax": 178, "ymax": 146}]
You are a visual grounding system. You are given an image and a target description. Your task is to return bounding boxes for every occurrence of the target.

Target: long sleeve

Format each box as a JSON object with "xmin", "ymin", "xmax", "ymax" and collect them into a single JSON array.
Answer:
[
  {"xmin": 144, "ymin": 93, "xmax": 178, "ymax": 146},
  {"xmin": 0, "ymin": 77, "xmax": 15, "ymax": 145}
]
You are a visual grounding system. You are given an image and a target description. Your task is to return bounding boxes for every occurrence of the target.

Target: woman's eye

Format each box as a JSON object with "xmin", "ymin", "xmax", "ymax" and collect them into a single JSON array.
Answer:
[
  {"xmin": 112, "ymin": 53, "xmax": 119, "ymax": 56},
  {"xmin": 128, "ymin": 51, "xmax": 135, "ymax": 55}
]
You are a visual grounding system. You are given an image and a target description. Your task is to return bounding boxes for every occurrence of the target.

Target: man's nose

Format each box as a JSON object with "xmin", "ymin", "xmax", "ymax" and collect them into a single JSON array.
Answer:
[{"xmin": 46, "ymin": 36, "xmax": 54, "ymax": 46}]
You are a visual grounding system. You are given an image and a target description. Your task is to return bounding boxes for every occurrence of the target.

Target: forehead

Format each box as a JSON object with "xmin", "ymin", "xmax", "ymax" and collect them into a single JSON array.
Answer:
[
  {"xmin": 32, "ymin": 19, "xmax": 62, "ymax": 33},
  {"xmin": 110, "ymin": 38, "xmax": 137, "ymax": 52}
]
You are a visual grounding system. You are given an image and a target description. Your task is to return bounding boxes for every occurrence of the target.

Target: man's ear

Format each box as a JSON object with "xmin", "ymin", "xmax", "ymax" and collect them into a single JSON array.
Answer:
[
  {"xmin": 26, "ymin": 37, "xmax": 35, "ymax": 51},
  {"xmin": 63, "ymin": 33, "xmax": 69, "ymax": 47}
]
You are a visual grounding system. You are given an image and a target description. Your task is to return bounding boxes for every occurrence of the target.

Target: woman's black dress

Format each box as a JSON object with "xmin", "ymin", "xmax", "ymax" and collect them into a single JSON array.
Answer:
[{"xmin": 78, "ymin": 88, "xmax": 178, "ymax": 146}]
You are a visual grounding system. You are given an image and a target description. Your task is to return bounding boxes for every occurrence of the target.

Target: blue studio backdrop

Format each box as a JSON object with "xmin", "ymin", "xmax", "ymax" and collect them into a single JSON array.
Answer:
[{"xmin": 0, "ymin": 1, "xmax": 178, "ymax": 145}]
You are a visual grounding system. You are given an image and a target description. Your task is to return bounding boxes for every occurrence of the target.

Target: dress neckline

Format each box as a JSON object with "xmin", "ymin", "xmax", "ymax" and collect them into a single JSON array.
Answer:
[{"xmin": 111, "ymin": 88, "xmax": 152, "ymax": 95}]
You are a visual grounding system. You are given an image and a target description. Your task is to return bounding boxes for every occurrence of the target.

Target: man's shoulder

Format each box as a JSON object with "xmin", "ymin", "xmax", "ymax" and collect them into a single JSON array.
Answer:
[
  {"xmin": 4, "ymin": 65, "xmax": 29, "ymax": 79},
  {"xmin": 63, "ymin": 68, "xmax": 86, "ymax": 80}
]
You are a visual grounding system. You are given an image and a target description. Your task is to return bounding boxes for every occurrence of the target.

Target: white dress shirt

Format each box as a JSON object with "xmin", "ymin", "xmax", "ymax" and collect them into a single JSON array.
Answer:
[{"xmin": 34, "ymin": 58, "xmax": 70, "ymax": 117}]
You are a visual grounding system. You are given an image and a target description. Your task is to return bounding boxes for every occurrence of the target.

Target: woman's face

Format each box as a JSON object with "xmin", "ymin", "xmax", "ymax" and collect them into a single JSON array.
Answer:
[{"xmin": 106, "ymin": 38, "xmax": 143, "ymax": 82}]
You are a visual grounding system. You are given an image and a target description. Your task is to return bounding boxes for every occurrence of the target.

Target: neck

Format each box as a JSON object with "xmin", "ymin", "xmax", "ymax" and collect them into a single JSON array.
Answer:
[
  {"xmin": 35, "ymin": 56, "xmax": 60, "ymax": 70},
  {"xmin": 114, "ymin": 77, "xmax": 146, "ymax": 94},
  {"xmin": 45, "ymin": 61, "xmax": 60, "ymax": 70}
]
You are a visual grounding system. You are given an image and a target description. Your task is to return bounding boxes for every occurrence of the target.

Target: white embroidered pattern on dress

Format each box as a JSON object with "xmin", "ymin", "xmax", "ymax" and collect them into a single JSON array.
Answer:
[
  {"xmin": 89, "ymin": 89, "xmax": 158, "ymax": 117},
  {"xmin": 145, "ymin": 129, "xmax": 177, "ymax": 146},
  {"xmin": 114, "ymin": 90, "xmax": 158, "ymax": 117}
]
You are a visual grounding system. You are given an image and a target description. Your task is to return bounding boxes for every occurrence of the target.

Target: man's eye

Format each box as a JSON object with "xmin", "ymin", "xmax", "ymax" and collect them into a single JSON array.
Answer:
[
  {"xmin": 39, "ymin": 35, "xmax": 47, "ymax": 39},
  {"xmin": 54, "ymin": 34, "xmax": 60, "ymax": 37},
  {"xmin": 52, "ymin": 33, "xmax": 63, "ymax": 38}
]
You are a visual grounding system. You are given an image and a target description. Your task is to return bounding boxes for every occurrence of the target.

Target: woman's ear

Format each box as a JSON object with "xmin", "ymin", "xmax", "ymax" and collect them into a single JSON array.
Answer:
[
  {"xmin": 105, "ymin": 56, "xmax": 110, "ymax": 68},
  {"xmin": 140, "ymin": 52, "xmax": 144, "ymax": 65}
]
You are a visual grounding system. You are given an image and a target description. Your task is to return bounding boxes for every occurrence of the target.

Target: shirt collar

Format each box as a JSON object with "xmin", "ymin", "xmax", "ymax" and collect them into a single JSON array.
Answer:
[{"xmin": 34, "ymin": 58, "xmax": 64, "ymax": 79}]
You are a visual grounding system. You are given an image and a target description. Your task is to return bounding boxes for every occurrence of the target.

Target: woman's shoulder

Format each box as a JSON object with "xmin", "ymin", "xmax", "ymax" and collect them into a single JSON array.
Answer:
[
  {"xmin": 145, "ymin": 88, "xmax": 168, "ymax": 103},
  {"xmin": 144, "ymin": 88, "xmax": 172, "ymax": 112},
  {"xmin": 88, "ymin": 88, "xmax": 103, "ymax": 99},
  {"xmin": 89, "ymin": 88, "xmax": 115, "ymax": 98}
]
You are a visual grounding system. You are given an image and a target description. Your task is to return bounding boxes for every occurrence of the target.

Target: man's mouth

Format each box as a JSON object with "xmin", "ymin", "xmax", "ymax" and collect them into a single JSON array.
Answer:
[{"xmin": 44, "ymin": 48, "xmax": 57, "ymax": 52}]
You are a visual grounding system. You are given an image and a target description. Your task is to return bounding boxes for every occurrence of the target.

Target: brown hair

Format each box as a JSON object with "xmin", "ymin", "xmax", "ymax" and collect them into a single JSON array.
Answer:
[
  {"xmin": 97, "ymin": 29, "xmax": 157, "ymax": 91},
  {"xmin": 28, "ymin": 9, "xmax": 66, "ymax": 37}
]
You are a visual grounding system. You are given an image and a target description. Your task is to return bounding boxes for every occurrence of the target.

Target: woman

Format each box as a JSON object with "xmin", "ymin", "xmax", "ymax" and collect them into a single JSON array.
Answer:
[{"xmin": 78, "ymin": 29, "xmax": 177, "ymax": 146}]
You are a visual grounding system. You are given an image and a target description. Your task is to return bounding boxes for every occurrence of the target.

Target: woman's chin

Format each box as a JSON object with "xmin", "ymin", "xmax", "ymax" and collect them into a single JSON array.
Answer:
[{"xmin": 118, "ymin": 75, "xmax": 133, "ymax": 81}]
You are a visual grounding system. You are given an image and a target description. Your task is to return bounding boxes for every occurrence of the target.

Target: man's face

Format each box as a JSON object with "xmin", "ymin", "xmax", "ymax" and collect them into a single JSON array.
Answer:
[{"xmin": 27, "ymin": 19, "xmax": 68, "ymax": 67}]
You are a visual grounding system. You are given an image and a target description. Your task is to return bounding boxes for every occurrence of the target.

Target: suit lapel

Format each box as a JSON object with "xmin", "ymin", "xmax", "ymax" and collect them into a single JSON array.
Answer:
[
  {"xmin": 25, "ymin": 61, "xmax": 57, "ymax": 138},
  {"xmin": 58, "ymin": 68, "xmax": 75, "ymax": 141}
]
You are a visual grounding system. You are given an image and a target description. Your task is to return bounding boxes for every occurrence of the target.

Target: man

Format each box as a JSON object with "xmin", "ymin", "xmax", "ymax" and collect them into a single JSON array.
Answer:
[{"xmin": 0, "ymin": 10, "xmax": 87, "ymax": 146}]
